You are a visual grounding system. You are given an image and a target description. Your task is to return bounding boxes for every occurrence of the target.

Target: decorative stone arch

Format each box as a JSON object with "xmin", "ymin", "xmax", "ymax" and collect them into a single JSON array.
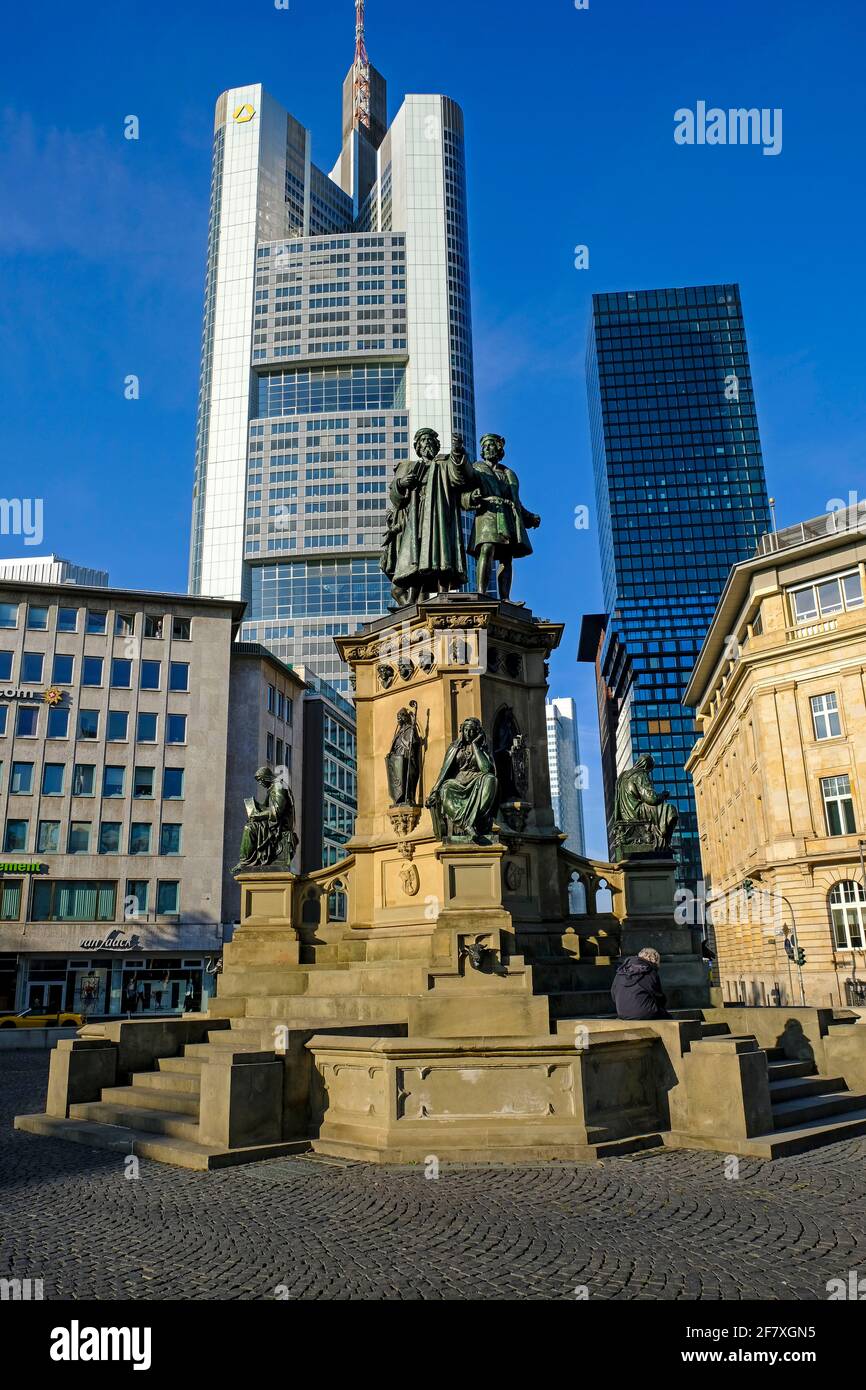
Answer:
[
  {"xmin": 300, "ymin": 887, "xmax": 322, "ymax": 927},
  {"xmin": 326, "ymin": 878, "xmax": 349, "ymax": 925}
]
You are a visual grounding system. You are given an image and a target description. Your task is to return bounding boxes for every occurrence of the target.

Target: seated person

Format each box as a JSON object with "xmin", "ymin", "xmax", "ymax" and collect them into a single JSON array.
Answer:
[{"xmin": 611, "ymin": 947, "xmax": 669, "ymax": 1020}]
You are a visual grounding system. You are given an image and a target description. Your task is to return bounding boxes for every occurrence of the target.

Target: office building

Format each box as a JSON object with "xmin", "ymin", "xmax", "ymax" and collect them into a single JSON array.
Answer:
[
  {"xmin": 545, "ymin": 697, "xmax": 586, "ymax": 855},
  {"xmin": 297, "ymin": 667, "xmax": 357, "ymax": 871},
  {"xmin": 0, "ymin": 556, "xmax": 108, "ymax": 587}
]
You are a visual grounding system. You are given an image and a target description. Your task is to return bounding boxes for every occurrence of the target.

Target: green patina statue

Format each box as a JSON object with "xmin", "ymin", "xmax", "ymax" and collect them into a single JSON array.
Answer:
[
  {"xmin": 426, "ymin": 718, "xmax": 499, "ymax": 844},
  {"xmin": 463, "ymin": 433, "xmax": 540, "ymax": 601},
  {"xmin": 234, "ymin": 767, "xmax": 298, "ymax": 873},
  {"xmin": 612, "ymin": 755, "xmax": 679, "ymax": 856},
  {"xmin": 380, "ymin": 428, "xmax": 475, "ymax": 606}
]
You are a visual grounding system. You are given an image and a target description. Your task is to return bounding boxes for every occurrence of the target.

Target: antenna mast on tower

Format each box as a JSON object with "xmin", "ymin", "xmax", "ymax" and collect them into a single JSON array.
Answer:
[{"xmin": 353, "ymin": 0, "xmax": 372, "ymax": 132}]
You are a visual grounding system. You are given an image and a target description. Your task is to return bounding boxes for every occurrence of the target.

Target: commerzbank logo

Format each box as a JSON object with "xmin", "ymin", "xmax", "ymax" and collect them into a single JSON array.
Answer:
[{"xmin": 233, "ymin": 103, "xmax": 256, "ymax": 123}]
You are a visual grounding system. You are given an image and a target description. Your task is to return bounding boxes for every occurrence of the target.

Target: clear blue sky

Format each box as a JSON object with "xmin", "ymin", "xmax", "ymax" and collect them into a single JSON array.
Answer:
[{"xmin": 1, "ymin": 0, "xmax": 864, "ymax": 855}]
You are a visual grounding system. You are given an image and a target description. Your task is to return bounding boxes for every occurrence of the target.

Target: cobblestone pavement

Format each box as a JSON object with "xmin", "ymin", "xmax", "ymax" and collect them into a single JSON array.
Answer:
[{"xmin": 2, "ymin": 1052, "xmax": 865, "ymax": 1301}]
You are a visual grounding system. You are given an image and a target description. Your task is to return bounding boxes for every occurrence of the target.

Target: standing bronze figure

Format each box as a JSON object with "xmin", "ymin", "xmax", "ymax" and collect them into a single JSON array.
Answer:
[
  {"xmin": 386, "ymin": 703, "xmax": 422, "ymax": 807},
  {"xmin": 426, "ymin": 718, "xmax": 499, "ymax": 843},
  {"xmin": 380, "ymin": 429, "xmax": 475, "ymax": 606},
  {"xmin": 464, "ymin": 434, "xmax": 540, "ymax": 601}
]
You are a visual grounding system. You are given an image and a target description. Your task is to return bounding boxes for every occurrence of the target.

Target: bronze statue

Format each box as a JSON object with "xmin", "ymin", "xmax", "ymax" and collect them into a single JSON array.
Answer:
[
  {"xmin": 426, "ymin": 718, "xmax": 499, "ymax": 843},
  {"xmin": 380, "ymin": 429, "xmax": 475, "ymax": 606},
  {"xmin": 493, "ymin": 706, "xmax": 528, "ymax": 803},
  {"xmin": 386, "ymin": 703, "xmax": 422, "ymax": 807},
  {"xmin": 234, "ymin": 767, "xmax": 298, "ymax": 873},
  {"xmin": 612, "ymin": 755, "xmax": 678, "ymax": 855},
  {"xmin": 463, "ymin": 434, "xmax": 540, "ymax": 601}
]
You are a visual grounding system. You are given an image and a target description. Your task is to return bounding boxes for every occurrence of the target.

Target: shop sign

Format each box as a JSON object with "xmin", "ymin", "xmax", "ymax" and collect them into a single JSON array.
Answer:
[
  {"xmin": 79, "ymin": 929, "xmax": 143, "ymax": 952},
  {"xmin": 0, "ymin": 861, "xmax": 48, "ymax": 876}
]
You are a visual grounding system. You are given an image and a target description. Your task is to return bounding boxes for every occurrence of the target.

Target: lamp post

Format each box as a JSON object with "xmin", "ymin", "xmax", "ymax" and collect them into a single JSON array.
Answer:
[{"xmin": 743, "ymin": 878, "xmax": 806, "ymax": 1006}]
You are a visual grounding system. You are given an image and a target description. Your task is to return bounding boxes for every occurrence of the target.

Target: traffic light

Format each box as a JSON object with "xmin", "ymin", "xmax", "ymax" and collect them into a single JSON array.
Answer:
[{"xmin": 796, "ymin": 948, "xmax": 807, "ymax": 968}]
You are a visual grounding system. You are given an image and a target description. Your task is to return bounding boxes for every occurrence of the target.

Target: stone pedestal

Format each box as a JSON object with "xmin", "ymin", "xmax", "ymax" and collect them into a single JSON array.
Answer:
[{"xmin": 617, "ymin": 855, "xmax": 710, "ymax": 1010}]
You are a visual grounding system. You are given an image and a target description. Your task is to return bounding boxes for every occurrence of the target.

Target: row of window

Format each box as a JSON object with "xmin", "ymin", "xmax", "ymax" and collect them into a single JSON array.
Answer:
[
  {"xmin": 0, "ymin": 653, "xmax": 189, "ymax": 691},
  {"xmin": 2, "ymin": 762, "xmax": 183, "ymax": 800},
  {"xmin": 0, "ymin": 878, "xmax": 179, "ymax": 923},
  {"xmin": 0, "ymin": 606, "xmax": 192, "ymax": 639},
  {"xmin": 3, "ymin": 819, "xmax": 183, "ymax": 856},
  {"xmin": 0, "ymin": 708, "xmax": 187, "ymax": 743}
]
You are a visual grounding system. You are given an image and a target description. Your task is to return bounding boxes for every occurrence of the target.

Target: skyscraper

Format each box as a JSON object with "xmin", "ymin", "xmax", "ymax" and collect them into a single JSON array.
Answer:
[
  {"xmin": 579, "ymin": 284, "xmax": 770, "ymax": 892},
  {"xmin": 545, "ymin": 697, "xmax": 586, "ymax": 856},
  {"xmin": 189, "ymin": 1, "xmax": 476, "ymax": 693}
]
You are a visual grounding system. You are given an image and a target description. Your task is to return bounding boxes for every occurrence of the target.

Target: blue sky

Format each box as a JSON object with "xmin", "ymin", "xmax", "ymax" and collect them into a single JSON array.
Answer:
[{"xmin": 1, "ymin": 0, "xmax": 864, "ymax": 855}]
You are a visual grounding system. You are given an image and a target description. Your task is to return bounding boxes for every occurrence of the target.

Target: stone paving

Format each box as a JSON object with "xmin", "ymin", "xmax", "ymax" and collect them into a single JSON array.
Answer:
[{"xmin": 2, "ymin": 1052, "xmax": 865, "ymax": 1301}]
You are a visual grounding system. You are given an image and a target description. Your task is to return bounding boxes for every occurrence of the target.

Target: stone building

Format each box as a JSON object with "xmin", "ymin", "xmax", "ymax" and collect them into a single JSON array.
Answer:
[{"xmin": 685, "ymin": 510, "xmax": 866, "ymax": 1009}]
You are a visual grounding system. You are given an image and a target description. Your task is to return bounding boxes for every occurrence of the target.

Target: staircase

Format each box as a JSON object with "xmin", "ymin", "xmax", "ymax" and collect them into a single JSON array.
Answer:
[{"xmin": 759, "ymin": 1046, "xmax": 866, "ymax": 1156}]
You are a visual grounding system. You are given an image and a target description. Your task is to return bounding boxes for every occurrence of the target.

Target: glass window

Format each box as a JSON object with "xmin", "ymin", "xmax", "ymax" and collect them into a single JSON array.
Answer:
[
  {"xmin": 792, "ymin": 571, "xmax": 865, "ymax": 624},
  {"xmin": 129, "ymin": 823, "xmax": 152, "ymax": 855},
  {"xmin": 107, "ymin": 711, "xmax": 129, "ymax": 742},
  {"xmin": 3, "ymin": 820, "xmax": 27, "ymax": 852},
  {"xmin": 86, "ymin": 610, "xmax": 108, "ymax": 635},
  {"xmin": 57, "ymin": 608, "xmax": 78, "ymax": 633},
  {"xmin": 166, "ymin": 714, "xmax": 187, "ymax": 745},
  {"xmin": 267, "ymin": 685, "xmax": 276, "ymax": 713},
  {"xmin": 172, "ymin": 617, "xmax": 191, "ymax": 641},
  {"xmin": 0, "ymin": 880, "xmax": 22, "ymax": 921},
  {"xmin": 111, "ymin": 658, "xmax": 132, "ymax": 688},
  {"xmin": 140, "ymin": 660, "xmax": 161, "ymax": 691},
  {"xmin": 16, "ymin": 707, "xmax": 38, "ymax": 737},
  {"xmin": 266, "ymin": 732, "xmax": 275, "ymax": 762},
  {"xmin": 137, "ymin": 712, "xmax": 158, "ymax": 743},
  {"xmin": 99, "ymin": 822, "xmax": 122, "ymax": 854},
  {"xmin": 68, "ymin": 822, "xmax": 92, "ymax": 854},
  {"xmin": 47, "ymin": 707, "xmax": 69, "ymax": 739},
  {"xmin": 10, "ymin": 762, "xmax": 33, "ymax": 795},
  {"xmin": 42, "ymin": 764, "xmax": 64, "ymax": 796},
  {"xmin": 72, "ymin": 764, "xmax": 95, "ymax": 796},
  {"xmin": 27, "ymin": 606, "xmax": 49, "ymax": 631},
  {"xmin": 169, "ymin": 662, "xmax": 189, "ymax": 692},
  {"xmin": 830, "ymin": 881, "xmax": 866, "ymax": 950},
  {"xmin": 822, "ymin": 775, "xmax": 856, "ymax": 836},
  {"xmin": 0, "ymin": 707, "xmax": 6, "ymax": 737},
  {"xmin": 160, "ymin": 824, "xmax": 182, "ymax": 856},
  {"xmin": 144, "ymin": 615, "xmax": 164, "ymax": 639},
  {"xmin": 0, "ymin": 651, "xmax": 11, "ymax": 681},
  {"xmin": 163, "ymin": 768, "xmax": 184, "ymax": 800},
  {"xmin": 103, "ymin": 765, "xmax": 125, "ymax": 798},
  {"xmin": 78, "ymin": 709, "xmax": 99, "ymax": 740},
  {"xmin": 157, "ymin": 881, "xmax": 180, "ymax": 915},
  {"xmin": 115, "ymin": 613, "xmax": 135, "ymax": 636},
  {"xmin": 811, "ymin": 693, "xmax": 842, "ymax": 741},
  {"xmin": 37, "ymin": 821, "xmax": 60, "ymax": 853},
  {"xmin": 0, "ymin": 603, "xmax": 19, "ymax": 629},
  {"xmin": 82, "ymin": 656, "xmax": 104, "ymax": 686},
  {"xmin": 30, "ymin": 880, "xmax": 116, "ymax": 923},
  {"xmin": 21, "ymin": 652, "xmax": 44, "ymax": 683},
  {"xmin": 133, "ymin": 766, "xmax": 155, "ymax": 799},
  {"xmin": 126, "ymin": 880, "xmax": 149, "ymax": 917},
  {"xmin": 52, "ymin": 653, "xmax": 74, "ymax": 684}
]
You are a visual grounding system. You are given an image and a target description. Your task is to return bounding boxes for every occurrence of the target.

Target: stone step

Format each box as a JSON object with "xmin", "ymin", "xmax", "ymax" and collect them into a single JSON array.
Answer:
[
  {"xmin": 206, "ymin": 997, "xmax": 247, "ymax": 1020},
  {"xmin": 242, "ymin": 996, "xmax": 412, "ymax": 1026},
  {"xmin": 746, "ymin": 1109, "xmax": 866, "ymax": 1158},
  {"xmin": 98, "ymin": 1085, "xmax": 201, "ymax": 1117},
  {"xmin": 547, "ymin": 989, "xmax": 615, "ymax": 1019},
  {"xmin": 769, "ymin": 1075, "xmax": 846, "ymax": 1103},
  {"xmin": 699, "ymin": 1023, "xmax": 731, "ymax": 1038},
  {"xmin": 772, "ymin": 1091, "xmax": 866, "ymax": 1129},
  {"xmin": 766, "ymin": 1059, "xmax": 816, "ymax": 1080},
  {"xmin": 135, "ymin": 1070, "xmax": 201, "ymax": 1095},
  {"xmin": 14, "ymin": 1113, "xmax": 310, "ymax": 1171},
  {"xmin": 158, "ymin": 1055, "xmax": 204, "ymax": 1077},
  {"xmin": 219, "ymin": 962, "xmax": 427, "ymax": 999},
  {"xmin": 68, "ymin": 1101, "xmax": 200, "ymax": 1140},
  {"xmin": 182, "ymin": 1042, "xmax": 273, "ymax": 1060}
]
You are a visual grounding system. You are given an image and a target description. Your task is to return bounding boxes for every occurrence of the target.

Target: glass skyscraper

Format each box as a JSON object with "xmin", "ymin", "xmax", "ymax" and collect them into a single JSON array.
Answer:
[
  {"xmin": 189, "ymin": 6, "xmax": 476, "ymax": 693},
  {"xmin": 580, "ymin": 284, "xmax": 770, "ymax": 891}
]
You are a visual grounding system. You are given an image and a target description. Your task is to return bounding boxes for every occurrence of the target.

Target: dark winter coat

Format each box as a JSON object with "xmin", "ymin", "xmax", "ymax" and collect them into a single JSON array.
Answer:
[{"xmin": 611, "ymin": 955, "xmax": 669, "ymax": 1021}]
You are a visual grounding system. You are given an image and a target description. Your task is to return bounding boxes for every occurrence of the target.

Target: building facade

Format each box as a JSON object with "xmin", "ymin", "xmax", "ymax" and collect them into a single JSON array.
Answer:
[
  {"xmin": 545, "ymin": 697, "xmax": 586, "ymax": 855},
  {"xmin": 297, "ymin": 667, "xmax": 358, "ymax": 872},
  {"xmin": 685, "ymin": 510, "xmax": 866, "ymax": 1009},
  {"xmin": 0, "ymin": 556, "xmax": 108, "ymax": 587},
  {"xmin": 581, "ymin": 283, "xmax": 771, "ymax": 892},
  {"xmin": 189, "ymin": 8, "xmax": 476, "ymax": 695}
]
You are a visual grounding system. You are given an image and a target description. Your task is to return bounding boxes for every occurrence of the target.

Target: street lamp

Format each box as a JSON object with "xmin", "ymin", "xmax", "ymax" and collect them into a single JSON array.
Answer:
[{"xmin": 743, "ymin": 878, "xmax": 806, "ymax": 1006}]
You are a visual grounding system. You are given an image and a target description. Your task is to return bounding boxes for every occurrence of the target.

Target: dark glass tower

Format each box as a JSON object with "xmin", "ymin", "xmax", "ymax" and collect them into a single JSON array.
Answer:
[{"xmin": 581, "ymin": 284, "xmax": 770, "ymax": 893}]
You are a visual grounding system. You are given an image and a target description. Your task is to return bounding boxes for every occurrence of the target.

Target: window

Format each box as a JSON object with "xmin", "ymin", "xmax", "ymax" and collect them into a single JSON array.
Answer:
[
  {"xmin": 103, "ymin": 766, "xmax": 125, "ymax": 798},
  {"xmin": 144, "ymin": 615, "xmax": 164, "ymax": 639},
  {"xmin": 791, "ymin": 571, "xmax": 865, "ymax": 623},
  {"xmin": 27, "ymin": 606, "xmax": 48, "ymax": 631},
  {"xmin": 0, "ymin": 603, "xmax": 19, "ymax": 628},
  {"xmin": 0, "ymin": 652, "xmax": 10, "ymax": 681},
  {"xmin": 16, "ymin": 707, "xmax": 38, "ymax": 737},
  {"xmin": 115, "ymin": 613, "xmax": 135, "ymax": 636},
  {"xmin": 52, "ymin": 653, "xmax": 74, "ymax": 684},
  {"xmin": 0, "ymin": 708, "xmax": 6, "ymax": 736},
  {"xmin": 21, "ymin": 652, "xmax": 44, "ymax": 683},
  {"xmin": 68, "ymin": 822, "xmax": 92, "ymax": 854},
  {"xmin": 0, "ymin": 880, "xmax": 21, "ymax": 921},
  {"xmin": 811, "ymin": 693, "xmax": 842, "ymax": 741},
  {"xmin": 99, "ymin": 822, "xmax": 122, "ymax": 854},
  {"xmin": 86, "ymin": 610, "xmax": 108, "ymax": 635},
  {"xmin": 829, "ymin": 881, "xmax": 866, "ymax": 950},
  {"xmin": 111, "ymin": 658, "xmax": 132, "ymax": 688},
  {"xmin": 72, "ymin": 764, "xmax": 95, "ymax": 796},
  {"xmin": 169, "ymin": 662, "xmax": 189, "ymax": 692},
  {"xmin": 107, "ymin": 711, "xmax": 129, "ymax": 742},
  {"xmin": 10, "ymin": 762, "xmax": 33, "ymax": 795},
  {"xmin": 42, "ymin": 764, "xmax": 64, "ymax": 796},
  {"xmin": 36, "ymin": 821, "xmax": 60, "ymax": 853},
  {"xmin": 82, "ymin": 656, "xmax": 104, "ymax": 686},
  {"xmin": 157, "ymin": 881, "xmax": 180, "ymax": 915},
  {"xmin": 160, "ymin": 824, "xmax": 182, "ymax": 856},
  {"xmin": 140, "ymin": 660, "xmax": 161, "ymax": 691},
  {"xmin": 57, "ymin": 608, "xmax": 78, "ymax": 633},
  {"xmin": 133, "ymin": 766, "xmax": 155, "ymax": 799},
  {"xmin": 266, "ymin": 733, "xmax": 275, "ymax": 762},
  {"xmin": 137, "ymin": 712, "xmax": 158, "ymax": 743},
  {"xmin": 47, "ymin": 707, "xmax": 69, "ymax": 739},
  {"xmin": 129, "ymin": 823, "xmax": 152, "ymax": 855},
  {"xmin": 126, "ymin": 880, "xmax": 149, "ymax": 916},
  {"xmin": 166, "ymin": 714, "xmax": 187, "ymax": 745},
  {"xmin": 30, "ymin": 880, "xmax": 116, "ymax": 923},
  {"xmin": 78, "ymin": 709, "xmax": 99, "ymax": 740},
  {"xmin": 822, "ymin": 775, "xmax": 856, "ymax": 836},
  {"xmin": 163, "ymin": 768, "xmax": 184, "ymax": 800},
  {"xmin": 172, "ymin": 617, "xmax": 191, "ymax": 641},
  {"xmin": 267, "ymin": 685, "xmax": 276, "ymax": 713},
  {"xmin": 3, "ymin": 821, "xmax": 27, "ymax": 852}
]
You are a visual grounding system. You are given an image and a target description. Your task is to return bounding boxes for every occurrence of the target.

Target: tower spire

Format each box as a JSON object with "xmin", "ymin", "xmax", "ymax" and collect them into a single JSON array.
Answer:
[{"xmin": 352, "ymin": 0, "xmax": 371, "ymax": 132}]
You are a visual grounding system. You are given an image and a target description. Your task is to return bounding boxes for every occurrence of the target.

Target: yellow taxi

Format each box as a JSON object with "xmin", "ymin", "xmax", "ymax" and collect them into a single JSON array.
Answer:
[{"xmin": 0, "ymin": 1011, "xmax": 83, "ymax": 1030}]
